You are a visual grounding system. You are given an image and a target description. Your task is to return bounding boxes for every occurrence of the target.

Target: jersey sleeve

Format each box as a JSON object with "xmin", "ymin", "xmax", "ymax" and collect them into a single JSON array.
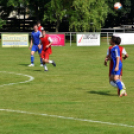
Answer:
[
  {"xmin": 41, "ymin": 27, "xmax": 44, "ymax": 31},
  {"xmin": 39, "ymin": 39, "xmax": 42, "ymax": 44},
  {"xmin": 115, "ymin": 47, "xmax": 120, "ymax": 57},
  {"xmin": 39, "ymin": 31, "xmax": 42, "ymax": 38},
  {"xmin": 48, "ymin": 37, "xmax": 53, "ymax": 43},
  {"xmin": 122, "ymin": 48, "xmax": 127, "ymax": 55},
  {"xmin": 107, "ymin": 49, "xmax": 109, "ymax": 56}
]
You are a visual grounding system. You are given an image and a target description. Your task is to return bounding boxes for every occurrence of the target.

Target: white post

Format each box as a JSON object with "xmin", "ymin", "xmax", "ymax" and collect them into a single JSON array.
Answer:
[
  {"xmin": 70, "ymin": 32, "xmax": 72, "ymax": 46},
  {"xmin": 107, "ymin": 32, "xmax": 109, "ymax": 45}
]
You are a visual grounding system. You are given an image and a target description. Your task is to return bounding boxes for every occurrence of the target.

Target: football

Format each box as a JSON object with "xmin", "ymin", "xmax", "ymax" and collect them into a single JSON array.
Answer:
[{"xmin": 114, "ymin": 2, "xmax": 122, "ymax": 10}]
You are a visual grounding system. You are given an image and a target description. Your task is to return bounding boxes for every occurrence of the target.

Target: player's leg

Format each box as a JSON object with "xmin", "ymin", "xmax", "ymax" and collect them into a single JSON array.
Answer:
[
  {"xmin": 29, "ymin": 45, "xmax": 38, "ymax": 67},
  {"xmin": 41, "ymin": 51, "xmax": 48, "ymax": 71},
  {"xmin": 28, "ymin": 50, "xmax": 35, "ymax": 67},
  {"xmin": 44, "ymin": 53, "xmax": 56, "ymax": 67},
  {"xmin": 120, "ymin": 69, "xmax": 126, "ymax": 89},
  {"xmin": 109, "ymin": 75, "xmax": 117, "ymax": 88},
  {"xmin": 38, "ymin": 46, "xmax": 43, "ymax": 66},
  {"xmin": 109, "ymin": 64, "xmax": 118, "ymax": 88},
  {"xmin": 42, "ymin": 58, "xmax": 48, "ymax": 71},
  {"xmin": 114, "ymin": 69, "xmax": 127, "ymax": 97}
]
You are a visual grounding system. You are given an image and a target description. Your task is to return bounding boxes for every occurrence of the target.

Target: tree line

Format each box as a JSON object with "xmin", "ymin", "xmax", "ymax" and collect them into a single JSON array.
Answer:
[{"xmin": 0, "ymin": 0, "xmax": 134, "ymax": 32}]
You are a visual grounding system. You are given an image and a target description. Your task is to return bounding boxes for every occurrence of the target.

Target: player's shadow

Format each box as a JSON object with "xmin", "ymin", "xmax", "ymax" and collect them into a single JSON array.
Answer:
[
  {"xmin": 88, "ymin": 90, "xmax": 117, "ymax": 96},
  {"xmin": 19, "ymin": 64, "xmax": 29, "ymax": 67},
  {"xmin": 33, "ymin": 70, "xmax": 42, "ymax": 72}
]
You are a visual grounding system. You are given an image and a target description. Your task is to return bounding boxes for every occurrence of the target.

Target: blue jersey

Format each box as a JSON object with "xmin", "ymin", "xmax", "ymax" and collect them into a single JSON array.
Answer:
[
  {"xmin": 31, "ymin": 31, "xmax": 41, "ymax": 46},
  {"xmin": 111, "ymin": 45, "xmax": 122, "ymax": 65},
  {"xmin": 110, "ymin": 45, "xmax": 122, "ymax": 75}
]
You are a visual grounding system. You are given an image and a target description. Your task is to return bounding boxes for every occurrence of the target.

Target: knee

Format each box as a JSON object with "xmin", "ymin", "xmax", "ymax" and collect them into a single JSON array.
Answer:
[
  {"xmin": 44, "ymin": 59, "xmax": 48, "ymax": 63},
  {"xmin": 31, "ymin": 52, "xmax": 34, "ymax": 55}
]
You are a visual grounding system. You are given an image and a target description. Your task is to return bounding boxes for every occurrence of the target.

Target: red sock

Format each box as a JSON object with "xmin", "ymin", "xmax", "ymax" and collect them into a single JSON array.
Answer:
[{"xmin": 117, "ymin": 89, "xmax": 120, "ymax": 95}]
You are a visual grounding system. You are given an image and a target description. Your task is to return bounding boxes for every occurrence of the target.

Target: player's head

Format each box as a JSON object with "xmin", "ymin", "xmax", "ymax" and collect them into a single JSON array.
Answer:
[
  {"xmin": 37, "ymin": 21, "xmax": 41, "ymax": 26},
  {"xmin": 110, "ymin": 36, "xmax": 117, "ymax": 45},
  {"xmin": 33, "ymin": 24, "xmax": 38, "ymax": 31},
  {"xmin": 42, "ymin": 30, "xmax": 46, "ymax": 36},
  {"xmin": 116, "ymin": 37, "xmax": 121, "ymax": 45}
]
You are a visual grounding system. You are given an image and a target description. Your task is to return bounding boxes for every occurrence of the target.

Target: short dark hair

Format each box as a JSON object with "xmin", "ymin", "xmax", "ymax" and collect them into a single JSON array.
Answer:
[
  {"xmin": 37, "ymin": 21, "xmax": 41, "ymax": 25},
  {"xmin": 111, "ymin": 36, "xmax": 121, "ymax": 45},
  {"xmin": 116, "ymin": 37, "xmax": 121, "ymax": 45},
  {"xmin": 33, "ymin": 24, "xmax": 38, "ymax": 27}
]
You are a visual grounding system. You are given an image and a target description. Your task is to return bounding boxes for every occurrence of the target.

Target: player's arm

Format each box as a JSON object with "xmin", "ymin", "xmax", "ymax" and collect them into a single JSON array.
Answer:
[
  {"xmin": 29, "ymin": 33, "xmax": 33, "ymax": 50},
  {"xmin": 38, "ymin": 39, "xmax": 42, "ymax": 49},
  {"xmin": 122, "ymin": 48, "xmax": 129, "ymax": 60},
  {"xmin": 46, "ymin": 37, "xmax": 53, "ymax": 48},
  {"xmin": 104, "ymin": 49, "xmax": 110, "ymax": 66},
  {"xmin": 115, "ymin": 49, "xmax": 120, "ymax": 71}
]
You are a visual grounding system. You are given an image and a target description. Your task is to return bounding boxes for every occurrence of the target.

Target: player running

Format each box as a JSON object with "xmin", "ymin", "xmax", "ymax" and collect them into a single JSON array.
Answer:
[
  {"xmin": 28, "ymin": 24, "xmax": 43, "ymax": 67},
  {"xmin": 38, "ymin": 30, "xmax": 56, "ymax": 71},
  {"xmin": 104, "ymin": 36, "xmax": 128, "ymax": 95},
  {"xmin": 105, "ymin": 36, "xmax": 127, "ymax": 97}
]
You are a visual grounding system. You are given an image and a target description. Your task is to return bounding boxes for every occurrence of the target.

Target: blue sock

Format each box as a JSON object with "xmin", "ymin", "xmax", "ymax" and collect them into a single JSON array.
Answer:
[
  {"xmin": 115, "ymin": 79, "xmax": 123, "ymax": 91},
  {"xmin": 40, "ymin": 58, "xmax": 43, "ymax": 64},
  {"xmin": 31, "ymin": 55, "xmax": 34, "ymax": 64}
]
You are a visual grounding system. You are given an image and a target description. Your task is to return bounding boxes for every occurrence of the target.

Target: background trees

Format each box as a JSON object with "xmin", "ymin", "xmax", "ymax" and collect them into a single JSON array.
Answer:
[{"xmin": 0, "ymin": 0, "xmax": 134, "ymax": 32}]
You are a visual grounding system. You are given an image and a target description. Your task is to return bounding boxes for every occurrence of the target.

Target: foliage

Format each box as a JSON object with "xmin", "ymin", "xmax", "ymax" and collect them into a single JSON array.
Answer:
[
  {"xmin": 0, "ymin": 19, "xmax": 6, "ymax": 29},
  {"xmin": 43, "ymin": 0, "xmax": 70, "ymax": 32},
  {"xmin": 69, "ymin": 0, "xmax": 108, "ymax": 32}
]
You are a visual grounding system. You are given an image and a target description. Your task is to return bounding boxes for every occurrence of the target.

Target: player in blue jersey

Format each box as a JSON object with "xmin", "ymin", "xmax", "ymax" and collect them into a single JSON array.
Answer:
[
  {"xmin": 109, "ymin": 36, "xmax": 127, "ymax": 97},
  {"xmin": 28, "ymin": 24, "xmax": 43, "ymax": 67}
]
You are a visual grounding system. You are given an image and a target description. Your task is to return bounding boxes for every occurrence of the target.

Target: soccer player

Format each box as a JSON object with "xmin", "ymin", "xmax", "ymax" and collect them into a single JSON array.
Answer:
[
  {"xmin": 28, "ymin": 24, "xmax": 43, "ymax": 67},
  {"xmin": 37, "ymin": 21, "xmax": 44, "ymax": 32},
  {"xmin": 104, "ymin": 36, "xmax": 128, "ymax": 95},
  {"xmin": 106, "ymin": 36, "xmax": 127, "ymax": 97},
  {"xmin": 38, "ymin": 30, "xmax": 56, "ymax": 71}
]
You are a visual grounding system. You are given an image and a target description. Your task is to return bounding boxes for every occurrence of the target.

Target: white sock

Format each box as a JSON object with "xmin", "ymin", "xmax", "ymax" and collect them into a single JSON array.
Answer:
[
  {"xmin": 110, "ymin": 81, "xmax": 118, "ymax": 88},
  {"xmin": 121, "ymin": 82, "xmax": 125, "ymax": 88},
  {"xmin": 44, "ymin": 64, "xmax": 48, "ymax": 70},
  {"xmin": 49, "ymin": 60, "xmax": 53, "ymax": 64}
]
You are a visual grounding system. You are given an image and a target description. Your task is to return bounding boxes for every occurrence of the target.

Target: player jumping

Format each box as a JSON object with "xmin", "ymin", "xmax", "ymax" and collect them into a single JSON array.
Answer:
[
  {"xmin": 28, "ymin": 24, "xmax": 43, "ymax": 67},
  {"xmin": 38, "ymin": 30, "xmax": 56, "ymax": 71},
  {"xmin": 105, "ymin": 36, "xmax": 127, "ymax": 97}
]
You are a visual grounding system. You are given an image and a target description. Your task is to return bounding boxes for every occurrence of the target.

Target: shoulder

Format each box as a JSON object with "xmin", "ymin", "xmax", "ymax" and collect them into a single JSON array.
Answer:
[
  {"xmin": 109, "ymin": 46, "xmax": 112, "ymax": 50},
  {"xmin": 31, "ymin": 31, "xmax": 34, "ymax": 34},
  {"xmin": 119, "ymin": 45, "xmax": 124, "ymax": 50},
  {"xmin": 38, "ymin": 31, "xmax": 41, "ymax": 34}
]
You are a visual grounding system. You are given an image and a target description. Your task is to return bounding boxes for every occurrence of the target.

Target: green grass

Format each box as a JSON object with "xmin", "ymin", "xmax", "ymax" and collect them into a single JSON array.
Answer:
[{"xmin": 0, "ymin": 41, "xmax": 134, "ymax": 134}]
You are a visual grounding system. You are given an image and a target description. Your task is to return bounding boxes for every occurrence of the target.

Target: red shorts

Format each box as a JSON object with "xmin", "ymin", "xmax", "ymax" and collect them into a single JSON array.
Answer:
[
  {"xmin": 41, "ymin": 51, "xmax": 50, "ymax": 60},
  {"xmin": 109, "ymin": 63, "xmax": 123, "ymax": 76}
]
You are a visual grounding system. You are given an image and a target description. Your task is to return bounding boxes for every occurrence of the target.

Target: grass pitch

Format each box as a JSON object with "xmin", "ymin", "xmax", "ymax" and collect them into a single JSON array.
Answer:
[{"xmin": 0, "ymin": 41, "xmax": 134, "ymax": 134}]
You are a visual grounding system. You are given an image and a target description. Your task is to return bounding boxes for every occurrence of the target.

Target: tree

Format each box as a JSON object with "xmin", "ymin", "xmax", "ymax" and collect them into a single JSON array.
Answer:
[
  {"xmin": 69, "ymin": 0, "xmax": 108, "ymax": 32},
  {"xmin": 0, "ymin": 0, "xmax": 24, "ymax": 30},
  {"xmin": 43, "ymin": 0, "xmax": 71, "ymax": 32},
  {"xmin": 0, "ymin": 19, "xmax": 6, "ymax": 29}
]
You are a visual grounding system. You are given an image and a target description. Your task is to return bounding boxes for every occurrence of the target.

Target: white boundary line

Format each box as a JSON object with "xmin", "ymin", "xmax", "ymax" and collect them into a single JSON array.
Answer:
[
  {"xmin": 0, "ymin": 109, "xmax": 133, "ymax": 128},
  {"xmin": 0, "ymin": 72, "xmax": 133, "ymax": 128},
  {"xmin": 0, "ymin": 71, "xmax": 34, "ymax": 87}
]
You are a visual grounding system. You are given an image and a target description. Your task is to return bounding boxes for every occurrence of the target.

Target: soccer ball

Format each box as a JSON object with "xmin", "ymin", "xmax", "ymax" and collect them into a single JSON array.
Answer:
[{"xmin": 114, "ymin": 2, "xmax": 122, "ymax": 10}]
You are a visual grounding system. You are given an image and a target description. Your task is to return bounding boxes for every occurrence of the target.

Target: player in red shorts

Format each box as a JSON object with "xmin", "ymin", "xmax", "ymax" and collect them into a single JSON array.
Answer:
[
  {"xmin": 104, "ymin": 36, "xmax": 128, "ymax": 95},
  {"xmin": 38, "ymin": 30, "xmax": 56, "ymax": 71}
]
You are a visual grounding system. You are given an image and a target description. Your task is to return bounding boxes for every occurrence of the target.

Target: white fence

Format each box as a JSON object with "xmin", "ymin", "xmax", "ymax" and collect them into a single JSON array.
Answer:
[{"xmin": 0, "ymin": 32, "xmax": 134, "ymax": 46}]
